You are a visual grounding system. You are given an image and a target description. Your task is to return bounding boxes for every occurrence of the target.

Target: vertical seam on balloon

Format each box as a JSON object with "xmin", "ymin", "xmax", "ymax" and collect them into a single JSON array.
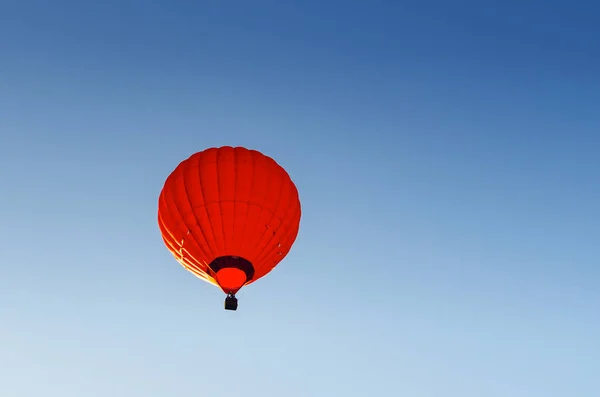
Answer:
[
  {"xmin": 181, "ymin": 158, "xmax": 212, "ymax": 265},
  {"xmin": 284, "ymin": 184, "xmax": 302, "ymax": 239},
  {"xmin": 255, "ymin": 179, "xmax": 300, "ymax": 279},
  {"xmin": 253, "ymin": 163, "xmax": 287, "ymax": 270},
  {"xmin": 176, "ymin": 164, "xmax": 211, "ymax": 272},
  {"xmin": 205, "ymin": 154, "xmax": 221, "ymax": 255},
  {"xmin": 280, "ymin": 200, "xmax": 301, "ymax": 258},
  {"xmin": 231, "ymin": 147, "xmax": 237, "ymax": 249},
  {"xmin": 281, "ymin": 188, "xmax": 302, "ymax": 257},
  {"xmin": 158, "ymin": 194, "xmax": 179, "ymax": 248},
  {"xmin": 163, "ymin": 173, "xmax": 187, "ymax": 249},
  {"xmin": 250, "ymin": 151, "xmax": 273, "ymax": 264},
  {"xmin": 196, "ymin": 154, "xmax": 218, "ymax": 260},
  {"xmin": 238, "ymin": 148, "xmax": 254, "ymax": 262},
  {"xmin": 268, "ymin": 167, "xmax": 292, "ymax": 260},
  {"xmin": 158, "ymin": 208, "xmax": 182, "ymax": 257},
  {"xmin": 282, "ymin": 179, "xmax": 301, "ymax": 232},
  {"xmin": 164, "ymin": 169, "xmax": 202, "ymax": 267},
  {"xmin": 216, "ymin": 148, "xmax": 226, "ymax": 252},
  {"xmin": 256, "ymin": 167, "xmax": 298, "ymax": 271}
]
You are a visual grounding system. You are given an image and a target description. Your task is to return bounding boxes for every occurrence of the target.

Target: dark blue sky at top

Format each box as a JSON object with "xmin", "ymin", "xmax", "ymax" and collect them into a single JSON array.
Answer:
[{"xmin": 1, "ymin": 1, "xmax": 599, "ymax": 396}]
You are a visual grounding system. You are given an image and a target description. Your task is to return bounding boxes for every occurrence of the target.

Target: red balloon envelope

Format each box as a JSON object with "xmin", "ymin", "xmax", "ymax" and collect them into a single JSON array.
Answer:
[{"xmin": 158, "ymin": 146, "xmax": 301, "ymax": 310}]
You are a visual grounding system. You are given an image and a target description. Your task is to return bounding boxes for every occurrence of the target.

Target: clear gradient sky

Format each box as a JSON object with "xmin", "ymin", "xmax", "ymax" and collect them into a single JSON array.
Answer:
[{"xmin": 1, "ymin": 1, "xmax": 599, "ymax": 396}]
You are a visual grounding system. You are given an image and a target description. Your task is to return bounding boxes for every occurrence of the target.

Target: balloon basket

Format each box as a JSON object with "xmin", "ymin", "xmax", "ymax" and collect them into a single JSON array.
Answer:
[{"xmin": 224, "ymin": 293, "xmax": 238, "ymax": 311}]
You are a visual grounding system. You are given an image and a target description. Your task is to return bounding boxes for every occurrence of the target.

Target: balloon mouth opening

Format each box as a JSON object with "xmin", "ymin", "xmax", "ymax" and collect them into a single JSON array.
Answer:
[
  {"xmin": 215, "ymin": 268, "xmax": 248, "ymax": 293},
  {"xmin": 208, "ymin": 255, "xmax": 255, "ymax": 294}
]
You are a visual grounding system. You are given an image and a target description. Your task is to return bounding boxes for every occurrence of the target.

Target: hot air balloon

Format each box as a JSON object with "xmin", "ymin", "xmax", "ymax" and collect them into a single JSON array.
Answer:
[{"xmin": 158, "ymin": 146, "xmax": 301, "ymax": 310}]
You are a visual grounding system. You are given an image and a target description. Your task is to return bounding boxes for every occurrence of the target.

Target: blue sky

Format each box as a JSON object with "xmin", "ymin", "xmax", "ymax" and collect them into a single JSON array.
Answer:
[{"xmin": 1, "ymin": 1, "xmax": 599, "ymax": 396}]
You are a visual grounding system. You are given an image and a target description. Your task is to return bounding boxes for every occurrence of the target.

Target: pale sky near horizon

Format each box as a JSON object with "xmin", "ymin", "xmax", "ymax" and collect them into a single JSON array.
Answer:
[{"xmin": 1, "ymin": 1, "xmax": 599, "ymax": 396}]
